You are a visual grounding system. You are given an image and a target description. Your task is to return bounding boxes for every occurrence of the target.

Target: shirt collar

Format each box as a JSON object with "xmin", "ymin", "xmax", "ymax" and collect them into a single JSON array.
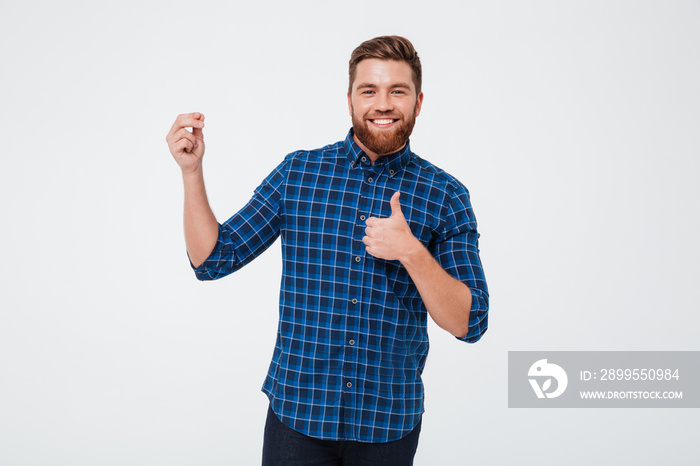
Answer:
[{"xmin": 343, "ymin": 128, "xmax": 412, "ymax": 177}]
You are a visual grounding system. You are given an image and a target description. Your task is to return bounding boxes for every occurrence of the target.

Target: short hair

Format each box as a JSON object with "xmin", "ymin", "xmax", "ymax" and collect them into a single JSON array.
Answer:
[{"xmin": 348, "ymin": 35, "xmax": 422, "ymax": 95}]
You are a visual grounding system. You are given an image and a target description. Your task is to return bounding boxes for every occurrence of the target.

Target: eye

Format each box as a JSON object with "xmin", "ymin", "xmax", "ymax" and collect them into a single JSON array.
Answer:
[{"xmin": 362, "ymin": 90, "xmax": 375, "ymax": 95}]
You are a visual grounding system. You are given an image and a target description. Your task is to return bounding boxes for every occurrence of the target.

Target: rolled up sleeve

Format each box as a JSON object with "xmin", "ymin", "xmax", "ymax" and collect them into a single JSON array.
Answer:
[
  {"xmin": 191, "ymin": 157, "xmax": 288, "ymax": 281},
  {"xmin": 432, "ymin": 185, "xmax": 489, "ymax": 343}
]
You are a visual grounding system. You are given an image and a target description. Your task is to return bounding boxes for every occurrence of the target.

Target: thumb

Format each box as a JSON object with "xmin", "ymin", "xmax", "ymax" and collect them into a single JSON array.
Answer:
[
  {"xmin": 192, "ymin": 113, "xmax": 205, "ymax": 140},
  {"xmin": 389, "ymin": 191, "xmax": 404, "ymax": 218}
]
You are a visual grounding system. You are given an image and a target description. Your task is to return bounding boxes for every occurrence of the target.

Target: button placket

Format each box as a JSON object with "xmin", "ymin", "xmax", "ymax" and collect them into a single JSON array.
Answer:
[{"xmin": 345, "ymin": 168, "xmax": 369, "ymax": 412}]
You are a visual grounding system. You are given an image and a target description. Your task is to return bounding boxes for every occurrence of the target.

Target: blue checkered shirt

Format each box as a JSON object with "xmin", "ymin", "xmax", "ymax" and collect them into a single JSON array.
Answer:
[{"xmin": 192, "ymin": 129, "xmax": 488, "ymax": 443}]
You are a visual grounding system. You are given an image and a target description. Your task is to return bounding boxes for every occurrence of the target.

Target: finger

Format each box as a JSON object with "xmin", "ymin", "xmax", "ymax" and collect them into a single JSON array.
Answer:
[
  {"xmin": 192, "ymin": 112, "xmax": 205, "ymax": 139},
  {"xmin": 169, "ymin": 114, "xmax": 191, "ymax": 136},
  {"xmin": 169, "ymin": 113, "xmax": 205, "ymax": 138},
  {"xmin": 365, "ymin": 216, "xmax": 378, "ymax": 227},
  {"xmin": 174, "ymin": 135, "xmax": 198, "ymax": 151},
  {"xmin": 168, "ymin": 134, "xmax": 196, "ymax": 153},
  {"xmin": 191, "ymin": 113, "xmax": 205, "ymax": 139},
  {"xmin": 174, "ymin": 128, "xmax": 196, "ymax": 145},
  {"xmin": 389, "ymin": 191, "xmax": 403, "ymax": 218},
  {"xmin": 362, "ymin": 236, "xmax": 370, "ymax": 246},
  {"xmin": 173, "ymin": 139, "xmax": 194, "ymax": 154},
  {"xmin": 180, "ymin": 112, "xmax": 205, "ymax": 126},
  {"xmin": 167, "ymin": 127, "xmax": 196, "ymax": 147}
]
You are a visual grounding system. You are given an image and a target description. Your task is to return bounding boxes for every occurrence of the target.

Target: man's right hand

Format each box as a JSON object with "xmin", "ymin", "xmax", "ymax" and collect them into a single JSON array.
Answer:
[
  {"xmin": 166, "ymin": 112, "xmax": 218, "ymax": 268},
  {"xmin": 166, "ymin": 112, "xmax": 206, "ymax": 174}
]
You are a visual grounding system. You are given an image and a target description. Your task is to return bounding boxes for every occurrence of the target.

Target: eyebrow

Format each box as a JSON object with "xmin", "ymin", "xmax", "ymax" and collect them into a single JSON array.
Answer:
[{"xmin": 356, "ymin": 82, "xmax": 412, "ymax": 90}]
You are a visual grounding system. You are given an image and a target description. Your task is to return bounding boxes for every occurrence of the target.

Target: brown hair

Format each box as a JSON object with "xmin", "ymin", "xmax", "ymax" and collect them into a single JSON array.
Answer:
[{"xmin": 348, "ymin": 35, "xmax": 422, "ymax": 95}]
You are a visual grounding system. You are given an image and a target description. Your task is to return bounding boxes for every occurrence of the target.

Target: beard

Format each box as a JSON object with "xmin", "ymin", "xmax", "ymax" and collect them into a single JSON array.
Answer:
[{"xmin": 351, "ymin": 103, "xmax": 417, "ymax": 156}]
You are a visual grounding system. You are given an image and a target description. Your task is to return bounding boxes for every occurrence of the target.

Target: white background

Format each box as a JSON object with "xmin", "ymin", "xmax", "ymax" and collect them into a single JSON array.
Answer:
[{"xmin": 1, "ymin": 1, "xmax": 698, "ymax": 464}]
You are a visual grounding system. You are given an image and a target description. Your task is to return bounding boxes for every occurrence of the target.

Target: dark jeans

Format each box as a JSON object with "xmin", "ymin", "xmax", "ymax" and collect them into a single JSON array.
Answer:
[{"xmin": 262, "ymin": 405, "xmax": 421, "ymax": 466}]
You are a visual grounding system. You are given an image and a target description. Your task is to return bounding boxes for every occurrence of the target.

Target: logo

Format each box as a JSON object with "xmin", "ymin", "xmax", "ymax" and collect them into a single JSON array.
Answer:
[{"xmin": 528, "ymin": 359, "xmax": 568, "ymax": 399}]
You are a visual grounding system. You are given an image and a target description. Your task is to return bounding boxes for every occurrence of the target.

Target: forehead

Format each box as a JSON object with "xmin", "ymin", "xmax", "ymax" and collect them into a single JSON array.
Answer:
[{"xmin": 352, "ymin": 59, "xmax": 414, "ymax": 91}]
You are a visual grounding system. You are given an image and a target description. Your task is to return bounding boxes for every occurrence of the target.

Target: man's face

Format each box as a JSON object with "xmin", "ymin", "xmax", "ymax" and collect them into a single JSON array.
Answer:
[{"xmin": 348, "ymin": 59, "xmax": 423, "ymax": 161}]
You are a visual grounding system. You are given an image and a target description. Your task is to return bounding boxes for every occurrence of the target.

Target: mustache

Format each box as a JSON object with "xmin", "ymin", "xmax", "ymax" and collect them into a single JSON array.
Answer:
[{"xmin": 364, "ymin": 111, "xmax": 403, "ymax": 120}]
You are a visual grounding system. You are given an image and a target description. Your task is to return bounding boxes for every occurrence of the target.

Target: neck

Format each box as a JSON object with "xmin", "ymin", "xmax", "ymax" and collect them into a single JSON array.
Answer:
[{"xmin": 352, "ymin": 133, "xmax": 406, "ymax": 165}]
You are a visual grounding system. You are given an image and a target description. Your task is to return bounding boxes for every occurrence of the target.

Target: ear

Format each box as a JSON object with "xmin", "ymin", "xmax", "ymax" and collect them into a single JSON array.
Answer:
[
  {"xmin": 347, "ymin": 92, "xmax": 353, "ymax": 117},
  {"xmin": 414, "ymin": 92, "xmax": 424, "ymax": 117}
]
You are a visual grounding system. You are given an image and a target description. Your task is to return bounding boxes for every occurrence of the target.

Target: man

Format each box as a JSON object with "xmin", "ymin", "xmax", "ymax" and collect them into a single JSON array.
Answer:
[{"xmin": 166, "ymin": 36, "xmax": 488, "ymax": 465}]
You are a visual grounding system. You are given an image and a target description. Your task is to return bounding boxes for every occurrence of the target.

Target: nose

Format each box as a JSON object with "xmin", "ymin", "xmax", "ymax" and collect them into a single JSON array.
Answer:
[{"xmin": 375, "ymin": 92, "xmax": 394, "ymax": 112}]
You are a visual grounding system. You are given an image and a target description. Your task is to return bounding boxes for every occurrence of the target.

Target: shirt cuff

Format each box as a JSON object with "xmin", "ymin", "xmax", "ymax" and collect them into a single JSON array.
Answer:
[
  {"xmin": 188, "ymin": 224, "xmax": 227, "ymax": 281},
  {"xmin": 455, "ymin": 287, "xmax": 489, "ymax": 343}
]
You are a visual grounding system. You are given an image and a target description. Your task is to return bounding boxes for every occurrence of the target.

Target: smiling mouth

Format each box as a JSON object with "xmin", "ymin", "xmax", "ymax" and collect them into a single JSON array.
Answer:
[{"xmin": 369, "ymin": 118, "xmax": 399, "ymax": 127}]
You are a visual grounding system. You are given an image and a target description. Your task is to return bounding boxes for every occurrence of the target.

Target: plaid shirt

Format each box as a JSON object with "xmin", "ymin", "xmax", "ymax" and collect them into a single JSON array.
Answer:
[{"xmin": 193, "ymin": 129, "xmax": 488, "ymax": 442}]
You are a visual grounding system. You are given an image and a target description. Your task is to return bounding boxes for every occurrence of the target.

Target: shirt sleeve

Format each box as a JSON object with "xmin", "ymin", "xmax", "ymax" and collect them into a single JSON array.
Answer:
[
  {"xmin": 432, "ymin": 184, "xmax": 489, "ymax": 343},
  {"xmin": 191, "ymin": 157, "xmax": 288, "ymax": 281}
]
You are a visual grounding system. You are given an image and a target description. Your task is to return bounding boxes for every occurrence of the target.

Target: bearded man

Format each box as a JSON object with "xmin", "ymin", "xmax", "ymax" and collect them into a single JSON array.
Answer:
[{"xmin": 166, "ymin": 35, "xmax": 489, "ymax": 466}]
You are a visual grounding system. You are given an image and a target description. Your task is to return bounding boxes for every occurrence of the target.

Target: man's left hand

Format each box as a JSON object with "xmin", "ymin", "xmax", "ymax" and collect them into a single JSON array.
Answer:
[{"xmin": 363, "ymin": 192, "xmax": 420, "ymax": 262}]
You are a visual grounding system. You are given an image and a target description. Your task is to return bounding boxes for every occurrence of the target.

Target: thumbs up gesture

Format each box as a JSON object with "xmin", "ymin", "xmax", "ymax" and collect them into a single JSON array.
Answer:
[{"xmin": 363, "ymin": 192, "xmax": 420, "ymax": 261}]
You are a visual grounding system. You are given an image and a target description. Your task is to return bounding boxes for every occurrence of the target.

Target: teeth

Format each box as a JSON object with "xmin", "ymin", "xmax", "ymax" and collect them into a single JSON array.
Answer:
[{"xmin": 372, "ymin": 119, "xmax": 394, "ymax": 125}]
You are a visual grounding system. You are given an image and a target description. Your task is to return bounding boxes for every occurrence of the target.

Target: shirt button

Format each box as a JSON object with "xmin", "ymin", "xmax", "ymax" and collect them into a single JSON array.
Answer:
[
  {"xmin": 389, "ymin": 169, "xmax": 395, "ymax": 175},
  {"xmin": 349, "ymin": 339, "xmax": 355, "ymax": 346},
  {"xmin": 346, "ymin": 382, "xmax": 353, "ymax": 388},
  {"xmin": 355, "ymin": 256, "xmax": 361, "ymax": 263},
  {"xmin": 367, "ymin": 177, "xmax": 373, "ymax": 183},
  {"xmin": 351, "ymin": 298, "xmax": 358, "ymax": 304},
  {"xmin": 361, "ymin": 156, "xmax": 367, "ymax": 162},
  {"xmin": 360, "ymin": 215, "xmax": 366, "ymax": 221}
]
